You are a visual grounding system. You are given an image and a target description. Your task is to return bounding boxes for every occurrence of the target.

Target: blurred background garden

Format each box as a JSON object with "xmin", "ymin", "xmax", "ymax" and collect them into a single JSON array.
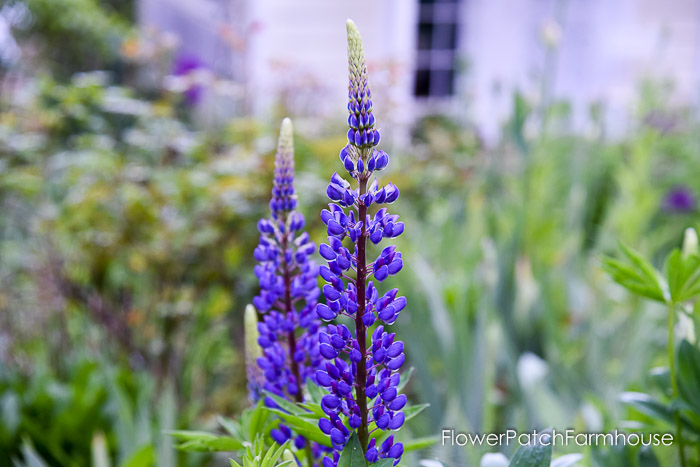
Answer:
[{"xmin": 2, "ymin": 0, "xmax": 700, "ymax": 465}]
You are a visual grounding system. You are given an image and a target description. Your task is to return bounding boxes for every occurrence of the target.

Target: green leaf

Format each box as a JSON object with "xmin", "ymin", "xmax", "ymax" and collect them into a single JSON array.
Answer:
[
  {"xmin": 247, "ymin": 399, "xmax": 270, "ymax": 441},
  {"xmin": 298, "ymin": 402, "xmax": 325, "ymax": 418},
  {"xmin": 666, "ymin": 250, "xmax": 700, "ymax": 303},
  {"xmin": 261, "ymin": 441, "xmax": 290, "ymax": 467},
  {"xmin": 676, "ymin": 340, "xmax": 700, "ymax": 412},
  {"xmin": 263, "ymin": 391, "xmax": 306, "ymax": 416},
  {"xmin": 167, "ymin": 430, "xmax": 244, "ymax": 452},
  {"xmin": 402, "ymin": 436, "xmax": 439, "ymax": 453},
  {"xmin": 306, "ymin": 378, "xmax": 326, "ymax": 403},
  {"xmin": 508, "ymin": 431, "xmax": 552, "ymax": 467},
  {"xmin": 337, "ymin": 433, "xmax": 367, "ymax": 467},
  {"xmin": 618, "ymin": 392, "xmax": 699, "ymax": 435},
  {"xmin": 119, "ymin": 444, "xmax": 154, "ymax": 467},
  {"xmin": 396, "ymin": 367, "xmax": 415, "ymax": 393},
  {"xmin": 619, "ymin": 243, "xmax": 668, "ymax": 299},
  {"xmin": 219, "ymin": 415, "xmax": 244, "ymax": 439},
  {"xmin": 550, "ymin": 453, "xmax": 583, "ymax": 467},
  {"xmin": 403, "ymin": 403, "xmax": 430, "ymax": 423},
  {"xmin": 601, "ymin": 252, "xmax": 666, "ymax": 303},
  {"xmin": 370, "ymin": 459, "xmax": 395, "ymax": 467},
  {"xmin": 620, "ymin": 392, "xmax": 676, "ymax": 426},
  {"xmin": 264, "ymin": 408, "xmax": 332, "ymax": 447}
]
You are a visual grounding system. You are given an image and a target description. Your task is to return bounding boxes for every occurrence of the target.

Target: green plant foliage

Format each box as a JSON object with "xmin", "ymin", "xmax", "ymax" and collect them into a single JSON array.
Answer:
[
  {"xmin": 507, "ymin": 432, "xmax": 552, "ymax": 467},
  {"xmin": 229, "ymin": 438, "xmax": 293, "ymax": 467},
  {"xmin": 337, "ymin": 433, "xmax": 366, "ymax": 467}
]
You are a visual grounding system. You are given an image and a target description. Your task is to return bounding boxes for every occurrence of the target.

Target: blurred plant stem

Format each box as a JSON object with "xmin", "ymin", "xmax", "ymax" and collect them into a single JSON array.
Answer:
[{"xmin": 668, "ymin": 302, "xmax": 687, "ymax": 466}]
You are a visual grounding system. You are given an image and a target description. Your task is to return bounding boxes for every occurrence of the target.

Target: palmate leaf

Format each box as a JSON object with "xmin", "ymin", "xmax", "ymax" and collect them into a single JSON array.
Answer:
[
  {"xmin": 666, "ymin": 249, "xmax": 700, "ymax": 303},
  {"xmin": 601, "ymin": 243, "xmax": 667, "ymax": 303}
]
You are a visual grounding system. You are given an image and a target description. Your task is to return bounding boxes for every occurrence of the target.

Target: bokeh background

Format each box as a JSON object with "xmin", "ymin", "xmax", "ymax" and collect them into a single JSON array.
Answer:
[{"xmin": 2, "ymin": 0, "xmax": 700, "ymax": 465}]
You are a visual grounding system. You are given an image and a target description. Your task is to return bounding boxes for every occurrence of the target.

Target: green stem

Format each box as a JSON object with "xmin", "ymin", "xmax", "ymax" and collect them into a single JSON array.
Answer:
[{"xmin": 668, "ymin": 303, "xmax": 687, "ymax": 467}]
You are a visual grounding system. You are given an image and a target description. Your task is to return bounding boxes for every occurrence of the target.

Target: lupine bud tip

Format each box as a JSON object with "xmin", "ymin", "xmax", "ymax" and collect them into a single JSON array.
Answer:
[{"xmin": 683, "ymin": 227, "xmax": 698, "ymax": 257}]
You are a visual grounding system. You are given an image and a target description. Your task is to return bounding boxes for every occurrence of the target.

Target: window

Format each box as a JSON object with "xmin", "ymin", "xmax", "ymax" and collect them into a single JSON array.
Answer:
[{"xmin": 414, "ymin": 0, "xmax": 461, "ymax": 98}]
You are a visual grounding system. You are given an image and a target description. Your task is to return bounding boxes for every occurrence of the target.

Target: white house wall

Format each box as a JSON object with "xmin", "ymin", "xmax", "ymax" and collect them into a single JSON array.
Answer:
[
  {"xmin": 462, "ymin": 0, "xmax": 700, "ymax": 142},
  {"xmin": 138, "ymin": 0, "xmax": 700, "ymax": 143}
]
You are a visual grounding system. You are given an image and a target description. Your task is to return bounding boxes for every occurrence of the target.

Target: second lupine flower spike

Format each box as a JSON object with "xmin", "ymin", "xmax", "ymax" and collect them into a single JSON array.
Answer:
[
  {"xmin": 253, "ymin": 118, "xmax": 326, "ymax": 460},
  {"xmin": 315, "ymin": 19, "xmax": 406, "ymax": 467}
]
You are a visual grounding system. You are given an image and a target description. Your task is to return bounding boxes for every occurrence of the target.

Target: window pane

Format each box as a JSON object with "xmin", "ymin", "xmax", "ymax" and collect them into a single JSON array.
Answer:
[
  {"xmin": 430, "ymin": 69, "xmax": 454, "ymax": 97},
  {"xmin": 417, "ymin": 23, "xmax": 433, "ymax": 50},
  {"xmin": 414, "ymin": 69, "xmax": 431, "ymax": 97},
  {"xmin": 432, "ymin": 23, "xmax": 457, "ymax": 50}
]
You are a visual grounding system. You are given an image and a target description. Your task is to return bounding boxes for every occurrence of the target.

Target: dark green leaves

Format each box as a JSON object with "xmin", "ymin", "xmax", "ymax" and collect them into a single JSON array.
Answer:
[
  {"xmin": 620, "ymin": 392, "xmax": 678, "ymax": 427},
  {"xmin": 677, "ymin": 340, "xmax": 700, "ymax": 413},
  {"xmin": 508, "ymin": 430, "xmax": 552, "ymax": 467},
  {"xmin": 337, "ymin": 433, "xmax": 367, "ymax": 467}
]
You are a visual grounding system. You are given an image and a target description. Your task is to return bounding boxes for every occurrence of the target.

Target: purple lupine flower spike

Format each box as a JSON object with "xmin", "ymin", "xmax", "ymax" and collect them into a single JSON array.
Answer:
[
  {"xmin": 253, "ymin": 118, "xmax": 326, "ymax": 454},
  {"xmin": 315, "ymin": 20, "xmax": 406, "ymax": 466}
]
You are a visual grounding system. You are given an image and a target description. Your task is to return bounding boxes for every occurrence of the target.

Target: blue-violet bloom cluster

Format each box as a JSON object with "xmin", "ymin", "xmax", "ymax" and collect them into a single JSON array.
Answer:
[
  {"xmin": 253, "ymin": 118, "xmax": 324, "ymax": 450},
  {"xmin": 314, "ymin": 20, "xmax": 407, "ymax": 466}
]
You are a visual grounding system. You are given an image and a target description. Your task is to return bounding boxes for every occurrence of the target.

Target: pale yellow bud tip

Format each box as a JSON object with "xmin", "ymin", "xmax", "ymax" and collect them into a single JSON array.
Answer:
[
  {"xmin": 278, "ymin": 117, "xmax": 294, "ymax": 155},
  {"xmin": 683, "ymin": 227, "xmax": 698, "ymax": 257},
  {"xmin": 280, "ymin": 117, "xmax": 293, "ymax": 137},
  {"xmin": 346, "ymin": 19, "xmax": 364, "ymax": 59},
  {"xmin": 244, "ymin": 304, "xmax": 262, "ymax": 362}
]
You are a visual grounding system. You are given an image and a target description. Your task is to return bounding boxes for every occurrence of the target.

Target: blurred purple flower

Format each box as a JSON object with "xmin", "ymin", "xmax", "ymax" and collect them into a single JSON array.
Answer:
[
  {"xmin": 172, "ymin": 53, "xmax": 205, "ymax": 105},
  {"xmin": 664, "ymin": 186, "xmax": 696, "ymax": 213}
]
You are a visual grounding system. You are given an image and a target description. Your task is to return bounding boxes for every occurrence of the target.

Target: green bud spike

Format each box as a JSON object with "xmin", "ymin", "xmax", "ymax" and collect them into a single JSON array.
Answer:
[
  {"xmin": 244, "ymin": 304, "xmax": 262, "ymax": 369},
  {"xmin": 346, "ymin": 19, "xmax": 369, "ymax": 99}
]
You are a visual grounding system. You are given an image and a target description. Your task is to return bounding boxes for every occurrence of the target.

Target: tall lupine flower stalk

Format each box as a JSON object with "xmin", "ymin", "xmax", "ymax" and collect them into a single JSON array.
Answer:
[
  {"xmin": 315, "ymin": 20, "xmax": 406, "ymax": 466},
  {"xmin": 253, "ymin": 118, "xmax": 324, "ymax": 453}
]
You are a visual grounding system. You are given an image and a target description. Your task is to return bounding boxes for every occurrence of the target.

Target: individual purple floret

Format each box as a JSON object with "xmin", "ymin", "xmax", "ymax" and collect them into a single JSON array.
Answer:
[
  {"xmin": 253, "ymin": 118, "xmax": 324, "ymax": 448},
  {"xmin": 663, "ymin": 185, "xmax": 697, "ymax": 213},
  {"xmin": 315, "ymin": 20, "xmax": 406, "ymax": 466}
]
